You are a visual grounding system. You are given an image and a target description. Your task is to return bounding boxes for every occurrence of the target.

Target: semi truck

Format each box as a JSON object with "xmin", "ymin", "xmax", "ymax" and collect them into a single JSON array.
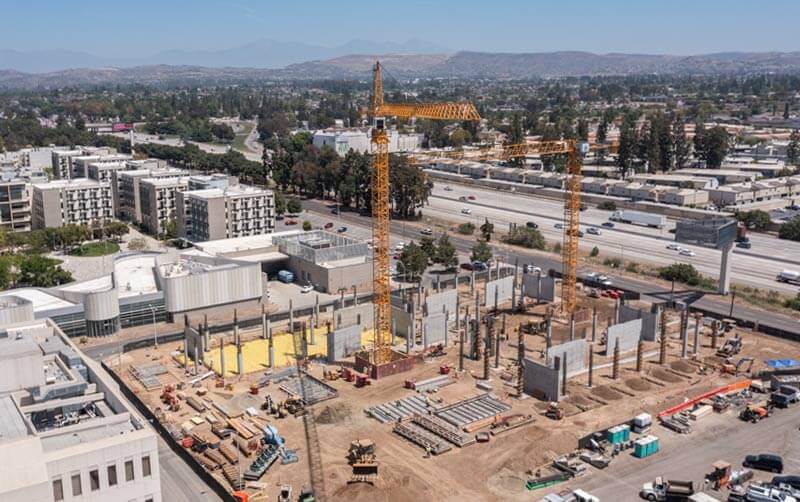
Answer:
[
  {"xmin": 641, "ymin": 477, "xmax": 694, "ymax": 501},
  {"xmin": 777, "ymin": 270, "xmax": 800, "ymax": 284},
  {"xmin": 609, "ymin": 210, "xmax": 667, "ymax": 229}
]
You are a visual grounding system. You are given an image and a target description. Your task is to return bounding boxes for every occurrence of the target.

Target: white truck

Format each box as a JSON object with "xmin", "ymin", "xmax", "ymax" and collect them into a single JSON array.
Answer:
[
  {"xmin": 641, "ymin": 477, "xmax": 694, "ymax": 501},
  {"xmin": 540, "ymin": 489, "xmax": 599, "ymax": 502},
  {"xmin": 777, "ymin": 270, "xmax": 800, "ymax": 284},
  {"xmin": 610, "ymin": 210, "xmax": 667, "ymax": 229}
]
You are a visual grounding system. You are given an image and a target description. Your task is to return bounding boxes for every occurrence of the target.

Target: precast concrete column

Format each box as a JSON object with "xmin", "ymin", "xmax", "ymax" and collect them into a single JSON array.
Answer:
[
  {"xmin": 391, "ymin": 317, "xmax": 397, "ymax": 346},
  {"xmin": 613, "ymin": 299, "xmax": 620, "ymax": 325},
  {"xmin": 474, "ymin": 294, "xmax": 481, "ymax": 327},
  {"xmin": 494, "ymin": 285, "xmax": 499, "ymax": 314},
  {"xmin": 310, "ymin": 315, "xmax": 316, "ymax": 345},
  {"xmin": 445, "ymin": 312, "xmax": 450, "ymax": 346},
  {"xmin": 183, "ymin": 329, "xmax": 190, "ymax": 373},
  {"xmin": 680, "ymin": 309, "xmax": 688, "ymax": 358},
  {"xmin": 203, "ymin": 313, "xmax": 210, "ymax": 351},
  {"xmin": 591, "ymin": 307, "xmax": 597, "ymax": 342},
  {"xmin": 194, "ymin": 345, "xmax": 200, "ymax": 376},
  {"xmin": 612, "ymin": 339, "xmax": 620, "ymax": 380},
  {"xmin": 545, "ymin": 317, "xmax": 553, "ymax": 357},
  {"xmin": 719, "ymin": 242, "xmax": 734, "ymax": 295},
  {"xmin": 289, "ymin": 299, "xmax": 294, "ymax": 334},
  {"xmin": 314, "ymin": 295, "xmax": 320, "ymax": 328},
  {"xmin": 268, "ymin": 328, "xmax": 274, "ymax": 368},
  {"xmin": 569, "ymin": 315, "xmax": 576, "ymax": 342},
  {"xmin": 588, "ymin": 346, "xmax": 594, "ymax": 387},
  {"xmin": 456, "ymin": 293, "xmax": 461, "ymax": 332},
  {"xmin": 220, "ymin": 334, "xmax": 226, "ymax": 380},
  {"xmin": 353, "ymin": 286, "xmax": 358, "ymax": 306},
  {"xmin": 693, "ymin": 314, "xmax": 701, "ymax": 355},
  {"xmin": 470, "ymin": 270, "xmax": 475, "ymax": 294}
]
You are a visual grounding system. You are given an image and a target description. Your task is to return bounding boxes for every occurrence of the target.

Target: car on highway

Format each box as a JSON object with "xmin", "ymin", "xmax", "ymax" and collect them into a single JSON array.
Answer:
[
  {"xmin": 666, "ymin": 243, "xmax": 681, "ymax": 250},
  {"xmin": 554, "ymin": 223, "xmax": 564, "ymax": 229},
  {"xmin": 586, "ymin": 227, "xmax": 601, "ymax": 235},
  {"xmin": 601, "ymin": 222, "xmax": 615, "ymax": 228},
  {"xmin": 324, "ymin": 222, "xmax": 334, "ymax": 229},
  {"xmin": 459, "ymin": 196, "xmax": 467, "ymax": 201},
  {"xmin": 443, "ymin": 185, "xmax": 453, "ymax": 191},
  {"xmin": 331, "ymin": 207, "xmax": 340, "ymax": 215},
  {"xmin": 736, "ymin": 240, "xmax": 752, "ymax": 249},
  {"xmin": 679, "ymin": 249, "xmax": 696, "ymax": 257},
  {"xmin": 467, "ymin": 195, "xmax": 476, "ymax": 200},
  {"xmin": 526, "ymin": 221, "xmax": 539, "ymax": 229},
  {"xmin": 461, "ymin": 208, "xmax": 472, "ymax": 214},
  {"xmin": 524, "ymin": 264, "xmax": 542, "ymax": 274},
  {"xmin": 300, "ymin": 283, "xmax": 314, "ymax": 293},
  {"xmin": 743, "ymin": 453, "xmax": 784, "ymax": 473},
  {"xmin": 420, "ymin": 227, "xmax": 433, "ymax": 235},
  {"xmin": 336, "ymin": 226, "xmax": 348, "ymax": 233},
  {"xmin": 395, "ymin": 243, "xmax": 405, "ymax": 251}
]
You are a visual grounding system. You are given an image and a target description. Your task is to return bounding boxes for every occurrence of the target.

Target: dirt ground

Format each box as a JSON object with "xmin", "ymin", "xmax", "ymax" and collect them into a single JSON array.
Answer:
[{"xmin": 107, "ymin": 281, "xmax": 798, "ymax": 502}]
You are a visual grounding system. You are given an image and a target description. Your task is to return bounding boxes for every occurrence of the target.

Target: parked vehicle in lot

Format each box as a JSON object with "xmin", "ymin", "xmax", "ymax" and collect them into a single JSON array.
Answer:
[
  {"xmin": 770, "ymin": 385, "xmax": 800, "ymax": 408},
  {"xmin": 300, "ymin": 283, "xmax": 314, "ymax": 293},
  {"xmin": 461, "ymin": 208, "xmax": 472, "ymax": 214},
  {"xmin": 285, "ymin": 219, "xmax": 297, "ymax": 225},
  {"xmin": 601, "ymin": 221, "xmax": 615, "ymax": 228},
  {"xmin": 777, "ymin": 270, "xmax": 800, "ymax": 284},
  {"xmin": 737, "ymin": 240, "xmax": 752, "ymax": 249},
  {"xmin": 773, "ymin": 476, "xmax": 800, "ymax": 491},
  {"xmin": 524, "ymin": 264, "xmax": 541, "ymax": 274},
  {"xmin": 640, "ymin": 477, "xmax": 694, "ymax": 501},
  {"xmin": 324, "ymin": 222, "xmax": 334, "ymax": 229},
  {"xmin": 744, "ymin": 484, "xmax": 796, "ymax": 502},
  {"xmin": 472, "ymin": 261, "xmax": 488, "ymax": 271},
  {"xmin": 585, "ymin": 272, "xmax": 612, "ymax": 287},
  {"xmin": 277, "ymin": 270, "xmax": 295, "ymax": 283},
  {"xmin": 680, "ymin": 249, "xmax": 696, "ymax": 257},
  {"xmin": 337, "ymin": 226, "xmax": 348, "ymax": 233},
  {"xmin": 587, "ymin": 227, "xmax": 601, "ymax": 235},
  {"xmin": 542, "ymin": 489, "xmax": 599, "ymax": 502},
  {"xmin": 395, "ymin": 243, "xmax": 406, "ymax": 251},
  {"xmin": 526, "ymin": 221, "xmax": 538, "ymax": 229},
  {"xmin": 743, "ymin": 454, "xmax": 784, "ymax": 473},
  {"xmin": 420, "ymin": 227, "xmax": 433, "ymax": 235},
  {"xmin": 331, "ymin": 207, "xmax": 340, "ymax": 214},
  {"xmin": 610, "ymin": 210, "xmax": 667, "ymax": 228}
]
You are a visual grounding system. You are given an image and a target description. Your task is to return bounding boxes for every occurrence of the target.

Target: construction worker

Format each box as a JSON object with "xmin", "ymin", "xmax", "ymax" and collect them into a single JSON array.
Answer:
[{"xmin": 425, "ymin": 446, "xmax": 431, "ymax": 458}]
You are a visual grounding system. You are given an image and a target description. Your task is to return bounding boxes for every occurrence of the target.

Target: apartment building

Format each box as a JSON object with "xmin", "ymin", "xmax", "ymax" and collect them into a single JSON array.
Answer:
[
  {"xmin": 176, "ymin": 185, "xmax": 275, "ymax": 242},
  {"xmin": 312, "ymin": 128, "xmax": 423, "ymax": 156},
  {"xmin": 51, "ymin": 147, "xmax": 115, "ymax": 180},
  {"xmin": 0, "ymin": 317, "xmax": 161, "ymax": 502},
  {"xmin": 0, "ymin": 180, "xmax": 32, "ymax": 232},
  {"xmin": 138, "ymin": 177, "xmax": 188, "ymax": 237},
  {"xmin": 114, "ymin": 168, "xmax": 187, "ymax": 223},
  {"xmin": 32, "ymin": 179, "xmax": 113, "ymax": 229},
  {"xmin": 72, "ymin": 154, "xmax": 131, "ymax": 179}
]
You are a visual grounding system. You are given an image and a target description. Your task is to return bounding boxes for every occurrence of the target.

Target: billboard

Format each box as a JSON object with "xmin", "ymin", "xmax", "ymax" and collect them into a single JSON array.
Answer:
[{"xmin": 675, "ymin": 218, "xmax": 736, "ymax": 249}]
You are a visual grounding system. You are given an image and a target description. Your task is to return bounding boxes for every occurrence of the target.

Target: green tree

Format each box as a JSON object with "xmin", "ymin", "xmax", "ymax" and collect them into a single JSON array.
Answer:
[
  {"xmin": 784, "ymin": 102, "xmax": 791, "ymax": 120},
  {"xmin": 501, "ymin": 227, "xmax": 546, "ymax": 250},
  {"xmin": 390, "ymin": 155, "xmax": 430, "ymax": 220},
  {"xmin": 302, "ymin": 220, "xmax": 312, "ymax": 231},
  {"xmin": 104, "ymin": 220, "xmax": 129, "ymax": 241},
  {"xmin": 399, "ymin": 242, "xmax": 428, "ymax": 279},
  {"xmin": 788, "ymin": 129, "xmax": 800, "ymax": 165},
  {"xmin": 590, "ymin": 246, "xmax": 600, "ymax": 257},
  {"xmin": 695, "ymin": 125, "xmax": 729, "ymax": 168},
  {"xmin": 735, "ymin": 210, "xmax": 772, "ymax": 230},
  {"xmin": 617, "ymin": 114, "xmax": 637, "ymax": 173},
  {"xmin": 480, "ymin": 218, "xmax": 494, "ymax": 242},
  {"xmin": 286, "ymin": 198, "xmax": 302, "ymax": 214},
  {"xmin": 672, "ymin": 120, "xmax": 691, "ymax": 170},
  {"xmin": 596, "ymin": 120, "xmax": 608, "ymax": 144},
  {"xmin": 470, "ymin": 239, "xmax": 492, "ymax": 264},
  {"xmin": 57, "ymin": 224, "xmax": 90, "ymax": 252},
  {"xmin": 576, "ymin": 119, "xmax": 589, "ymax": 142},
  {"xmin": 597, "ymin": 201, "xmax": 617, "ymax": 211},
  {"xmin": 457, "ymin": 222, "xmax": 475, "ymax": 235},
  {"xmin": 274, "ymin": 191, "xmax": 287, "ymax": 215},
  {"xmin": 779, "ymin": 216, "xmax": 800, "ymax": 241},
  {"xmin": 419, "ymin": 237, "xmax": 437, "ymax": 262},
  {"xmin": 434, "ymin": 233, "xmax": 458, "ymax": 269},
  {"xmin": 658, "ymin": 263, "xmax": 702, "ymax": 286},
  {"xmin": 18, "ymin": 255, "xmax": 73, "ymax": 287},
  {"xmin": 162, "ymin": 218, "xmax": 178, "ymax": 240}
]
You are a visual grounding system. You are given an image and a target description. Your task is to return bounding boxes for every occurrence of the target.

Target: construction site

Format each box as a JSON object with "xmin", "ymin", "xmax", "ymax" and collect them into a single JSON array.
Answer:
[{"xmin": 105, "ymin": 264, "xmax": 799, "ymax": 501}]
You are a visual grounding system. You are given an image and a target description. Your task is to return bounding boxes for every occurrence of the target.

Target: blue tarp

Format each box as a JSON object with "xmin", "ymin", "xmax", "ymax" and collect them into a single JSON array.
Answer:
[{"xmin": 767, "ymin": 359, "xmax": 799, "ymax": 369}]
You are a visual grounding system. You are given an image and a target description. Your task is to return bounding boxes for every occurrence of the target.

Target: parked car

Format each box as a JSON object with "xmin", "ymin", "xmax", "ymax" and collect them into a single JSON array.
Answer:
[
  {"xmin": 324, "ymin": 222, "xmax": 334, "ymax": 229},
  {"xmin": 395, "ymin": 243, "xmax": 406, "ymax": 251},
  {"xmin": 472, "ymin": 261, "xmax": 488, "ymax": 271},
  {"xmin": 679, "ymin": 249, "xmax": 696, "ymax": 257},
  {"xmin": 331, "ymin": 208, "xmax": 340, "ymax": 214},
  {"xmin": 285, "ymin": 219, "xmax": 298, "ymax": 225},
  {"xmin": 461, "ymin": 208, "xmax": 472, "ymax": 214},
  {"xmin": 773, "ymin": 475, "xmax": 800, "ymax": 491},
  {"xmin": 743, "ymin": 454, "xmax": 784, "ymax": 473},
  {"xmin": 601, "ymin": 221, "xmax": 615, "ymax": 228},
  {"xmin": 336, "ymin": 226, "xmax": 348, "ymax": 233},
  {"xmin": 300, "ymin": 283, "xmax": 314, "ymax": 293},
  {"xmin": 420, "ymin": 227, "xmax": 433, "ymax": 235},
  {"xmin": 737, "ymin": 240, "xmax": 752, "ymax": 249},
  {"xmin": 526, "ymin": 221, "xmax": 539, "ymax": 229},
  {"xmin": 587, "ymin": 227, "xmax": 601, "ymax": 235},
  {"xmin": 524, "ymin": 264, "xmax": 541, "ymax": 274}
]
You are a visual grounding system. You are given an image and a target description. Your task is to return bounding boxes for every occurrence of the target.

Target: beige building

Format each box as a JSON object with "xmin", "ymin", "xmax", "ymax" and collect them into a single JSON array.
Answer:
[
  {"xmin": 659, "ymin": 188, "xmax": 710, "ymax": 206},
  {"xmin": 32, "ymin": 179, "xmax": 113, "ymax": 229},
  {"xmin": 138, "ymin": 177, "xmax": 188, "ymax": 237},
  {"xmin": 707, "ymin": 176, "xmax": 800, "ymax": 207},
  {"xmin": 114, "ymin": 168, "xmax": 187, "ymax": 223},
  {"xmin": 0, "ymin": 180, "xmax": 32, "ymax": 232},
  {"xmin": 50, "ymin": 147, "xmax": 115, "ymax": 179},
  {"xmin": 628, "ymin": 173, "xmax": 715, "ymax": 190},
  {"xmin": 176, "ymin": 185, "xmax": 275, "ymax": 242}
]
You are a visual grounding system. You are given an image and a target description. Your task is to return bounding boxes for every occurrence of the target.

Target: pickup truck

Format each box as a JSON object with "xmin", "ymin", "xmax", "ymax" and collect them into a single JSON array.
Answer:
[
  {"xmin": 744, "ymin": 484, "xmax": 797, "ymax": 502},
  {"xmin": 770, "ymin": 385, "xmax": 800, "ymax": 408},
  {"xmin": 641, "ymin": 477, "xmax": 694, "ymax": 501}
]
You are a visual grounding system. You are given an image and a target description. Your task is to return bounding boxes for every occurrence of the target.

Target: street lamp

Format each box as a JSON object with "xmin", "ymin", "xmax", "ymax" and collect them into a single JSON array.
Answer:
[{"xmin": 148, "ymin": 304, "xmax": 158, "ymax": 349}]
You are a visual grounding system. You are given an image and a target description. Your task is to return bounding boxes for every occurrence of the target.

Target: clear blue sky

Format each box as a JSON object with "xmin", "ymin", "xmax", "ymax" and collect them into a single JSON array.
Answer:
[{"xmin": 1, "ymin": 0, "xmax": 799, "ymax": 56}]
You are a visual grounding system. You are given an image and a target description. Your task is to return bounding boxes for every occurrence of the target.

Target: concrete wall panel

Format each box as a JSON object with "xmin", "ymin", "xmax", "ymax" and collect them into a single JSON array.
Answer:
[
  {"xmin": 486, "ymin": 276, "xmax": 514, "ymax": 305},
  {"xmin": 327, "ymin": 325, "xmax": 362, "ymax": 362},
  {"xmin": 620, "ymin": 304, "xmax": 657, "ymax": 341},
  {"xmin": 523, "ymin": 358, "xmax": 561, "ymax": 401},
  {"xmin": 336, "ymin": 303, "xmax": 373, "ymax": 329},
  {"xmin": 524, "ymin": 274, "xmax": 556, "ymax": 302},
  {"xmin": 547, "ymin": 339, "xmax": 587, "ymax": 377},
  {"xmin": 422, "ymin": 313, "xmax": 447, "ymax": 346},
  {"xmin": 424, "ymin": 289, "xmax": 457, "ymax": 321},
  {"xmin": 392, "ymin": 306, "xmax": 413, "ymax": 338},
  {"xmin": 605, "ymin": 319, "xmax": 642, "ymax": 355}
]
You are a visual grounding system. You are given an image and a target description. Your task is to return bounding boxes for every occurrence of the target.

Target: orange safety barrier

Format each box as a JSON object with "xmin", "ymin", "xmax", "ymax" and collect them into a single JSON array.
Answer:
[{"xmin": 658, "ymin": 379, "xmax": 752, "ymax": 418}]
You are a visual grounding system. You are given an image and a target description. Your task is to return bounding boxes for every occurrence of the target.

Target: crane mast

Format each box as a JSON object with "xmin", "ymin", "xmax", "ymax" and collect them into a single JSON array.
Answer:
[{"xmin": 369, "ymin": 61, "xmax": 479, "ymax": 362}]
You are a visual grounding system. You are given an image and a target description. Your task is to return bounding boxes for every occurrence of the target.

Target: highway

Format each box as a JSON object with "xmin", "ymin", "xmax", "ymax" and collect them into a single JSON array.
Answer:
[{"xmin": 425, "ymin": 182, "xmax": 800, "ymax": 295}]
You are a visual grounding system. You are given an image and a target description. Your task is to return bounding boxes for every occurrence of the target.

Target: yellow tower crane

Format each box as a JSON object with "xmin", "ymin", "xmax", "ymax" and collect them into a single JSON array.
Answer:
[{"xmin": 369, "ymin": 61, "xmax": 480, "ymax": 362}]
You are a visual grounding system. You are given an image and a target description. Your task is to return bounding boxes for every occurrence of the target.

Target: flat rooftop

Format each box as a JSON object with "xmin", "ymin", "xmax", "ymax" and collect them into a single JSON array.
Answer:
[
  {"xmin": 32, "ymin": 178, "xmax": 104, "ymax": 190},
  {"xmin": 194, "ymin": 229, "xmax": 303, "ymax": 257},
  {"xmin": 186, "ymin": 185, "xmax": 273, "ymax": 200},
  {"xmin": 114, "ymin": 254, "xmax": 159, "ymax": 298},
  {"xmin": 0, "ymin": 288, "xmax": 74, "ymax": 313}
]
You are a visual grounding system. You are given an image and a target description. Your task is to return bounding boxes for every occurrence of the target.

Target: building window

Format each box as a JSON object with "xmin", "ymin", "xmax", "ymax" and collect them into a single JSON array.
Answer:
[
  {"xmin": 90, "ymin": 468, "xmax": 100, "ymax": 491},
  {"xmin": 52, "ymin": 479, "xmax": 64, "ymax": 501},
  {"xmin": 71, "ymin": 473, "xmax": 82, "ymax": 496},
  {"xmin": 125, "ymin": 459, "xmax": 135, "ymax": 482},
  {"xmin": 108, "ymin": 464, "xmax": 118, "ymax": 486},
  {"xmin": 142, "ymin": 455, "xmax": 152, "ymax": 477}
]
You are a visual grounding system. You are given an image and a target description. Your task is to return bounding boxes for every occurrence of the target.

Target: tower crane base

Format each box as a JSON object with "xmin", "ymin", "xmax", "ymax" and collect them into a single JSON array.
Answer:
[{"xmin": 355, "ymin": 348, "xmax": 415, "ymax": 380}]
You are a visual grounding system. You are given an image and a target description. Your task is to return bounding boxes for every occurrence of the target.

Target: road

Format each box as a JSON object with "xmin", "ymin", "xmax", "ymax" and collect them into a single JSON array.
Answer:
[
  {"xmin": 300, "ymin": 199, "xmax": 800, "ymax": 336},
  {"xmin": 567, "ymin": 405, "xmax": 800, "ymax": 500},
  {"xmin": 426, "ymin": 182, "xmax": 800, "ymax": 295}
]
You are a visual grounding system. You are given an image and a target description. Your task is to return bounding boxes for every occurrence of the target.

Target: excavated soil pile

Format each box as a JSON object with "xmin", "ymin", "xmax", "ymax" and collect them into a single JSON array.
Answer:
[
  {"xmin": 625, "ymin": 377, "xmax": 652, "ymax": 392},
  {"xmin": 315, "ymin": 402, "xmax": 351, "ymax": 424},
  {"xmin": 592, "ymin": 385, "xmax": 623, "ymax": 401},
  {"xmin": 650, "ymin": 368, "xmax": 683, "ymax": 383},
  {"xmin": 670, "ymin": 360, "xmax": 695, "ymax": 373}
]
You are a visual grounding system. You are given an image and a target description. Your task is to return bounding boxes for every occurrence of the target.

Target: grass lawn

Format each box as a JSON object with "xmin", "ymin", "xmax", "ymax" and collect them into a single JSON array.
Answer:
[
  {"xmin": 232, "ymin": 121, "xmax": 255, "ymax": 152},
  {"xmin": 69, "ymin": 241, "xmax": 120, "ymax": 257}
]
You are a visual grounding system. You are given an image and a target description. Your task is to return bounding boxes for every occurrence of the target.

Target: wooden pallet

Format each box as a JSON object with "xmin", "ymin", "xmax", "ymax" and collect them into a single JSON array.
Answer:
[{"xmin": 219, "ymin": 443, "xmax": 239, "ymax": 464}]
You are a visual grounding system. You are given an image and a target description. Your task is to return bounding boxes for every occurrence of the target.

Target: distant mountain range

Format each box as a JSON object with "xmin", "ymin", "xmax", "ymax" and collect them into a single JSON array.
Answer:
[{"xmin": 2, "ymin": 47, "xmax": 800, "ymax": 89}]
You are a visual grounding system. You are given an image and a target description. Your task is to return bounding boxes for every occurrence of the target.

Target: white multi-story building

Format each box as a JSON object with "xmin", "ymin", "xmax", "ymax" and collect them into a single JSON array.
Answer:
[
  {"xmin": 138, "ymin": 177, "xmax": 189, "ymax": 237},
  {"xmin": 32, "ymin": 179, "xmax": 113, "ymax": 229},
  {"xmin": 0, "ymin": 317, "xmax": 161, "ymax": 502},
  {"xmin": 51, "ymin": 148, "xmax": 116, "ymax": 180},
  {"xmin": 312, "ymin": 128, "xmax": 423, "ymax": 156},
  {"xmin": 176, "ymin": 184, "xmax": 275, "ymax": 242}
]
